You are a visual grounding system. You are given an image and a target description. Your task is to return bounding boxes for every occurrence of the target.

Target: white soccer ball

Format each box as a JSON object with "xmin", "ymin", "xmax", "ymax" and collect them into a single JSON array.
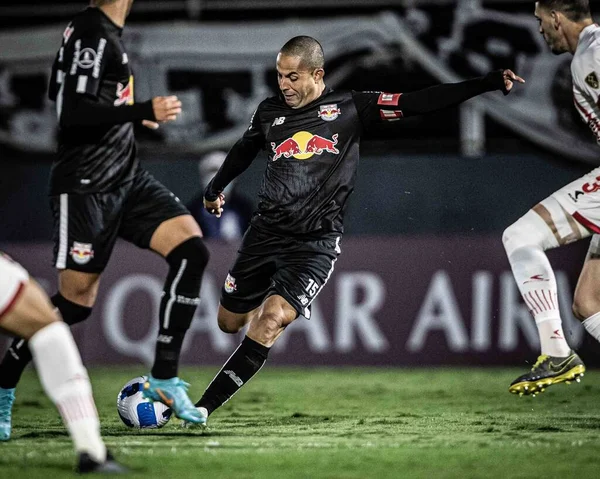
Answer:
[{"xmin": 116, "ymin": 376, "xmax": 172, "ymax": 429}]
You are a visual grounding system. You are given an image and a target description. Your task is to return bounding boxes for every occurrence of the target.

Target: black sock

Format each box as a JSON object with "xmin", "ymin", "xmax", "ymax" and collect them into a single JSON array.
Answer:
[
  {"xmin": 0, "ymin": 293, "xmax": 91, "ymax": 389},
  {"xmin": 197, "ymin": 336, "xmax": 270, "ymax": 415},
  {"xmin": 151, "ymin": 237, "xmax": 209, "ymax": 379}
]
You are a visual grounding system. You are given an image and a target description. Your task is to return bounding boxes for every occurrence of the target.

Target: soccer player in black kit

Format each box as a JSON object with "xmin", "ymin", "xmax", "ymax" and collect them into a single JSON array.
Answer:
[
  {"xmin": 0, "ymin": 0, "xmax": 207, "ymax": 439},
  {"xmin": 185, "ymin": 36, "xmax": 525, "ymax": 425}
]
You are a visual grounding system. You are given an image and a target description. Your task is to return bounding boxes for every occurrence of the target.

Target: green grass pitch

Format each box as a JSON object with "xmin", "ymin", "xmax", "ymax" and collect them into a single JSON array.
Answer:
[{"xmin": 1, "ymin": 367, "xmax": 599, "ymax": 478}]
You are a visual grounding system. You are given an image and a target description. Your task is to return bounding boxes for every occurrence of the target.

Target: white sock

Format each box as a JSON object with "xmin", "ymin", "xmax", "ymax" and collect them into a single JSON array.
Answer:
[
  {"xmin": 507, "ymin": 244, "xmax": 572, "ymax": 357},
  {"xmin": 583, "ymin": 311, "xmax": 600, "ymax": 343},
  {"xmin": 29, "ymin": 322, "xmax": 106, "ymax": 463}
]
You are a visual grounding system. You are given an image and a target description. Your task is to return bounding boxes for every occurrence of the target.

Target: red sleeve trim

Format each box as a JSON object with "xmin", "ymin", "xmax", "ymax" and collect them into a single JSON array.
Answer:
[
  {"xmin": 379, "ymin": 109, "xmax": 404, "ymax": 121},
  {"xmin": 377, "ymin": 92, "xmax": 402, "ymax": 106}
]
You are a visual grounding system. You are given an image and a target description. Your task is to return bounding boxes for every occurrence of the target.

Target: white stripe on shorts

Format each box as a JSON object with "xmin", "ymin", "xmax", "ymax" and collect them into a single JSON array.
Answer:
[{"xmin": 56, "ymin": 193, "xmax": 69, "ymax": 269}]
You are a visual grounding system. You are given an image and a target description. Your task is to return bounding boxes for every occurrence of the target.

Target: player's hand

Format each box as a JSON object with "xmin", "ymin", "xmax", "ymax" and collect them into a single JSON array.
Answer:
[
  {"xmin": 204, "ymin": 194, "xmax": 226, "ymax": 218},
  {"xmin": 502, "ymin": 69, "xmax": 525, "ymax": 94},
  {"xmin": 152, "ymin": 95, "xmax": 182, "ymax": 123}
]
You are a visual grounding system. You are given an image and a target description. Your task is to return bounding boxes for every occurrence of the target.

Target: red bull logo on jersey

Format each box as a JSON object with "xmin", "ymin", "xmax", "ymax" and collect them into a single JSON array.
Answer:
[
  {"xmin": 70, "ymin": 242, "xmax": 94, "ymax": 265},
  {"xmin": 114, "ymin": 75, "xmax": 134, "ymax": 106},
  {"xmin": 271, "ymin": 131, "xmax": 339, "ymax": 161},
  {"xmin": 318, "ymin": 104, "xmax": 340, "ymax": 121}
]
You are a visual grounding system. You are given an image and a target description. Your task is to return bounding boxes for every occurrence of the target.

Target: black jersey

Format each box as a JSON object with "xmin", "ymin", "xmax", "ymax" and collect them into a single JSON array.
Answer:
[
  {"xmin": 48, "ymin": 7, "xmax": 142, "ymax": 195},
  {"xmin": 228, "ymin": 87, "xmax": 397, "ymax": 236}
]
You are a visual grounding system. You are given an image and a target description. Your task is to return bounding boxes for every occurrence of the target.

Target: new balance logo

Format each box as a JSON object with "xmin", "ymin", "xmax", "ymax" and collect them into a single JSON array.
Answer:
[
  {"xmin": 272, "ymin": 116, "xmax": 286, "ymax": 126},
  {"xmin": 297, "ymin": 294, "xmax": 309, "ymax": 306},
  {"xmin": 224, "ymin": 370, "xmax": 244, "ymax": 387},
  {"xmin": 157, "ymin": 335, "xmax": 173, "ymax": 344}
]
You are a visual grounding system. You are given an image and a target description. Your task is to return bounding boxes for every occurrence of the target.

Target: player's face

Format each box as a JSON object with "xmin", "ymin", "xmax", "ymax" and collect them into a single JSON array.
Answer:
[
  {"xmin": 534, "ymin": 3, "xmax": 569, "ymax": 55},
  {"xmin": 276, "ymin": 53, "xmax": 324, "ymax": 109}
]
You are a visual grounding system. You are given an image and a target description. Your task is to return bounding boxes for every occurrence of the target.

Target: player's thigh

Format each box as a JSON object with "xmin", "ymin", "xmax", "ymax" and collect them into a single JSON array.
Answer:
[
  {"xmin": 50, "ymin": 191, "xmax": 123, "ymax": 274},
  {"xmin": 149, "ymin": 214, "xmax": 202, "ymax": 258},
  {"xmin": 271, "ymin": 235, "xmax": 341, "ymax": 319},
  {"xmin": 0, "ymin": 256, "xmax": 58, "ymax": 339},
  {"xmin": 57, "ymin": 269, "xmax": 101, "ymax": 307},
  {"xmin": 573, "ymin": 235, "xmax": 600, "ymax": 319},
  {"xmin": 118, "ymin": 169, "xmax": 195, "ymax": 253}
]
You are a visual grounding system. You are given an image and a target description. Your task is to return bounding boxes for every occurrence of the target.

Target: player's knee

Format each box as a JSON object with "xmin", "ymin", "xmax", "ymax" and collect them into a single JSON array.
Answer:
[
  {"xmin": 51, "ymin": 293, "xmax": 93, "ymax": 326},
  {"xmin": 167, "ymin": 236, "xmax": 209, "ymax": 271},
  {"xmin": 217, "ymin": 315, "xmax": 244, "ymax": 334},
  {"xmin": 502, "ymin": 210, "xmax": 556, "ymax": 257}
]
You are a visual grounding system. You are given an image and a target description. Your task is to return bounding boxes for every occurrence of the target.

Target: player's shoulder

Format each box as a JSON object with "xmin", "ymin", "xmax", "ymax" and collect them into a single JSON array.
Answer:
[{"xmin": 69, "ymin": 7, "xmax": 111, "ymax": 38}]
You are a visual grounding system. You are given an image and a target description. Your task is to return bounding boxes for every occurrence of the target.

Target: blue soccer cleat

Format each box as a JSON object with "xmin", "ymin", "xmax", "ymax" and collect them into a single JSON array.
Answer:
[
  {"xmin": 142, "ymin": 375, "xmax": 206, "ymax": 425},
  {"xmin": 0, "ymin": 387, "xmax": 15, "ymax": 441}
]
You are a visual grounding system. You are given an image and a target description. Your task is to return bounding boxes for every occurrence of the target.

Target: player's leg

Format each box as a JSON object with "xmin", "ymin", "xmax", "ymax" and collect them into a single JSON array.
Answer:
[
  {"xmin": 118, "ymin": 169, "xmax": 209, "ymax": 423},
  {"xmin": 0, "ymin": 259, "xmax": 124, "ymax": 472},
  {"xmin": 193, "ymin": 233, "xmax": 339, "ymax": 421},
  {"xmin": 573, "ymin": 235, "xmax": 600, "ymax": 340},
  {"xmin": 193, "ymin": 296, "xmax": 294, "ymax": 419},
  {"xmin": 503, "ymin": 197, "xmax": 589, "ymax": 395},
  {"xmin": 0, "ymin": 192, "xmax": 111, "ymax": 438}
]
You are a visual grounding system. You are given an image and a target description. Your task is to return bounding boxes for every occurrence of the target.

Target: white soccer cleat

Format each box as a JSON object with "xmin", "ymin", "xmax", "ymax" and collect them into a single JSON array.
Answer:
[{"xmin": 182, "ymin": 407, "xmax": 208, "ymax": 429}]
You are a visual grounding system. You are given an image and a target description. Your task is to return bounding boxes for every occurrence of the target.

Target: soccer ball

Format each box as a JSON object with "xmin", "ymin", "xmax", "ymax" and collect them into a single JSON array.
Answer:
[{"xmin": 116, "ymin": 376, "xmax": 172, "ymax": 429}]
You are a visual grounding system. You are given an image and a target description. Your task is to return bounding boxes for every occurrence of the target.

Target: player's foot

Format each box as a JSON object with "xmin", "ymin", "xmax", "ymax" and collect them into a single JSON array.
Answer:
[
  {"xmin": 182, "ymin": 406, "xmax": 209, "ymax": 429},
  {"xmin": 509, "ymin": 351, "xmax": 585, "ymax": 397},
  {"xmin": 142, "ymin": 375, "xmax": 205, "ymax": 424},
  {"xmin": 76, "ymin": 450, "xmax": 127, "ymax": 474},
  {"xmin": 0, "ymin": 387, "xmax": 15, "ymax": 441}
]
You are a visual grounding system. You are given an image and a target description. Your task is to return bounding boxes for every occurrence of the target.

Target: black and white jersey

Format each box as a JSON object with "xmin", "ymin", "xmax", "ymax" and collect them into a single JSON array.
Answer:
[
  {"xmin": 48, "ymin": 7, "xmax": 138, "ymax": 194},
  {"xmin": 237, "ymin": 87, "xmax": 403, "ymax": 236}
]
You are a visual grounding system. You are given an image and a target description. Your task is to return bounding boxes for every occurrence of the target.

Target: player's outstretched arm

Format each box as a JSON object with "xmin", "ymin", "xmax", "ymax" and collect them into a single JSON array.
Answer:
[{"xmin": 398, "ymin": 69, "xmax": 525, "ymax": 117}]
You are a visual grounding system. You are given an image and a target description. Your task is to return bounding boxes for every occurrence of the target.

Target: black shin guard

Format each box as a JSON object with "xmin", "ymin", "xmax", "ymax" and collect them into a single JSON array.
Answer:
[
  {"xmin": 0, "ymin": 293, "xmax": 91, "ymax": 389},
  {"xmin": 197, "ymin": 336, "xmax": 270, "ymax": 415},
  {"xmin": 151, "ymin": 236, "xmax": 209, "ymax": 379}
]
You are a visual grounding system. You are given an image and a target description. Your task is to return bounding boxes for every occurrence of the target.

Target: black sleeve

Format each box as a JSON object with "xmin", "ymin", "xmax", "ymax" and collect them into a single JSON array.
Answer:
[
  {"xmin": 62, "ymin": 28, "xmax": 110, "ymax": 99},
  {"xmin": 353, "ymin": 70, "xmax": 507, "ymax": 128},
  {"xmin": 204, "ymin": 108, "xmax": 265, "ymax": 201},
  {"xmin": 60, "ymin": 95, "xmax": 155, "ymax": 127}
]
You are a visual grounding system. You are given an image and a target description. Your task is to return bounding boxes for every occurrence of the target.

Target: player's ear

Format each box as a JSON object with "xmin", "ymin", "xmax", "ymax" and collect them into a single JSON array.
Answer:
[
  {"xmin": 313, "ymin": 68, "xmax": 324, "ymax": 83},
  {"xmin": 551, "ymin": 10, "xmax": 561, "ymax": 30}
]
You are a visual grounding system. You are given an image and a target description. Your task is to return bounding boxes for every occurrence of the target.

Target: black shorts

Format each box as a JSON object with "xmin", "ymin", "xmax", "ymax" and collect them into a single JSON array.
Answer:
[
  {"xmin": 220, "ymin": 226, "xmax": 341, "ymax": 318},
  {"xmin": 50, "ymin": 168, "xmax": 189, "ymax": 273}
]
